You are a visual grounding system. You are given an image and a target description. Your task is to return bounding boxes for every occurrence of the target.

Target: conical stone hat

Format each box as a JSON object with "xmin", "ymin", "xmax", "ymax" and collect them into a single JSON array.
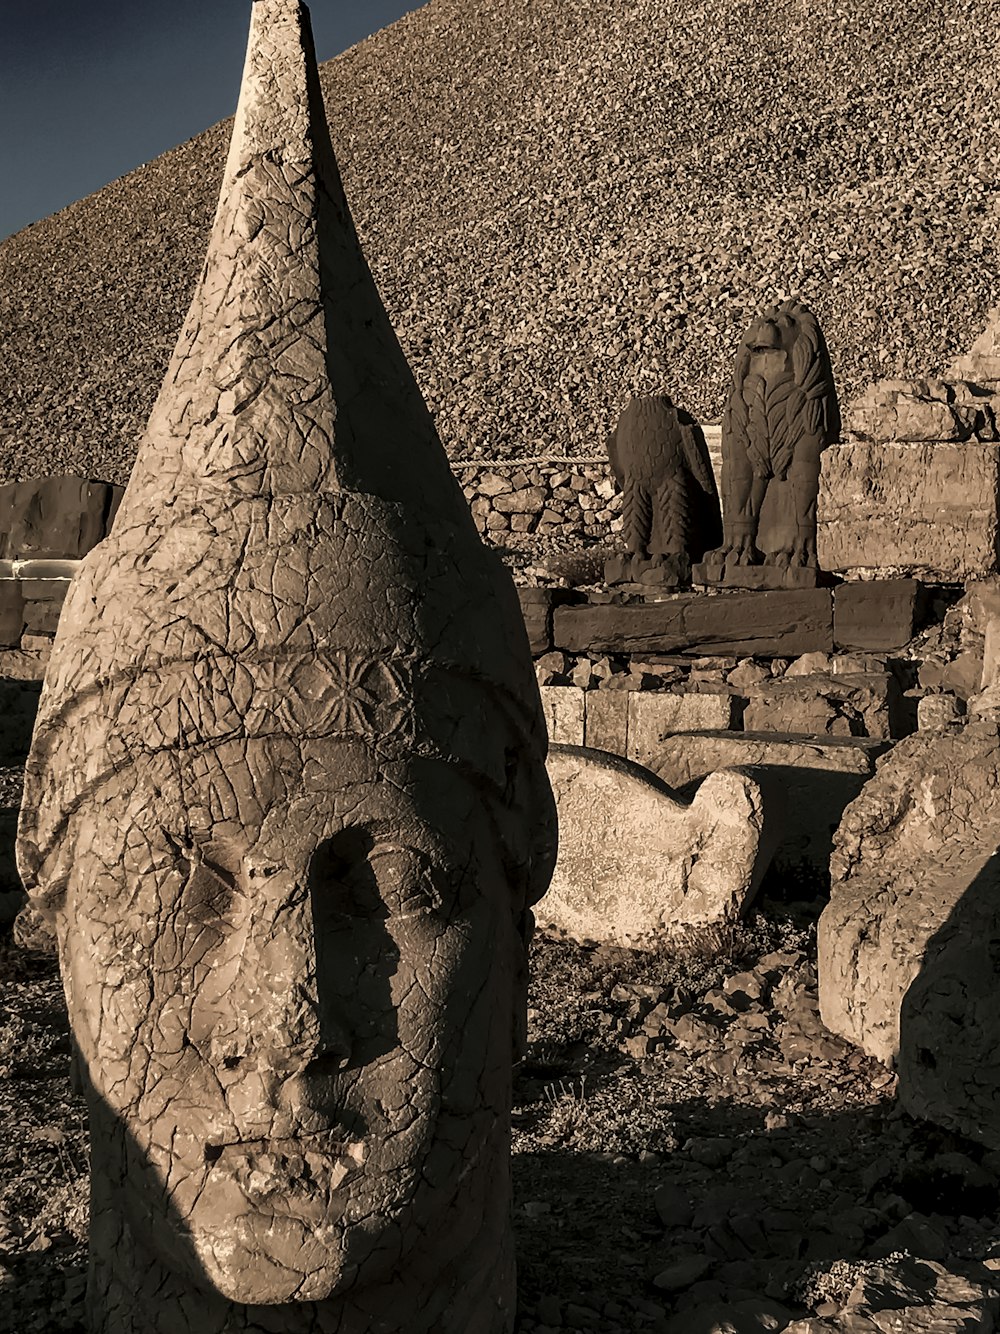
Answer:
[{"xmin": 18, "ymin": 0, "xmax": 552, "ymax": 884}]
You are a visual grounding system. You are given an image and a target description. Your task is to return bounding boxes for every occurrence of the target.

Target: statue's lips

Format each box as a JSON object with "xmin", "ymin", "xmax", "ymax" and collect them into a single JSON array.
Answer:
[
  {"xmin": 206, "ymin": 1131, "xmax": 367, "ymax": 1166},
  {"xmin": 204, "ymin": 1133, "xmax": 368, "ymax": 1208}
]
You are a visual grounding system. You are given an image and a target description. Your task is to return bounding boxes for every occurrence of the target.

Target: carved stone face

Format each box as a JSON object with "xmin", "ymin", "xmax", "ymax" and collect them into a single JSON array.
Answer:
[{"xmin": 49, "ymin": 735, "xmax": 525, "ymax": 1305}]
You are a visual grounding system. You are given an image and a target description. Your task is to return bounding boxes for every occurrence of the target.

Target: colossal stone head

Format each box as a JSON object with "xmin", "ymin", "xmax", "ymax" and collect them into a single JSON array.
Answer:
[{"xmin": 17, "ymin": 3, "xmax": 555, "ymax": 1330}]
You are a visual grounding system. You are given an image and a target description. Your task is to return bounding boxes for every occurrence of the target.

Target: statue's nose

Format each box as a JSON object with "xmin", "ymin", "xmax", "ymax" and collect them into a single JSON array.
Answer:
[{"xmin": 193, "ymin": 872, "xmax": 354, "ymax": 1075}]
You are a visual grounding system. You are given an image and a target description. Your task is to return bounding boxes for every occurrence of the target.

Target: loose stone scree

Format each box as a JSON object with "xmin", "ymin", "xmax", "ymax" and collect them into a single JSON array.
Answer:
[{"xmin": 15, "ymin": 2, "xmax": 556, "ymax": 1332}]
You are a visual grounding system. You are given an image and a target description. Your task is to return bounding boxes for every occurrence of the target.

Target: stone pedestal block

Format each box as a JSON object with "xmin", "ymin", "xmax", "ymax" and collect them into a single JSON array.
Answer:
[
  {"xmin": 538, "ymin": 745, "xmax": 770, "ymax": 947},
  {"xmin": 553, "ymin": 589, "xmax": 833, "ymax": 657},
  {"xmin": 539, "ymin": 685, "xmax": 586, "ymax": 745},
  {"xmin": 605, "ymin": 552, "xmax": 690, "ymax": 588},
  {"xmin": 540, "ymin": 686, "xmax": 742, "ymax": 758},
  {"xmin": 517, "ymin": 587, "xmax": 562, "ymax": 654},
  {"xmin": 0, "ymin": 581, "xmax": 25, "ymax": 648},
  {"xmin": 692, "ymin": 561, "xmax": 820, "ymax": 590},
  {"xmin": 832, "ymin": 579, "xmax": 923, "ymax": 652},
  {"xmin": 625, "ymin": 690, "xmax": 742, "ymax": 766},
  {"xmin": 818, "ymin": 441, "xmax": 1000, "ymax": 581},
  {"xmin": 653, "ymin": 731, "xmax": 888, "ymax": 890},
  {"xmin": 818, "ymin": 725, "xmax": 1000, "ymax": 1147}
]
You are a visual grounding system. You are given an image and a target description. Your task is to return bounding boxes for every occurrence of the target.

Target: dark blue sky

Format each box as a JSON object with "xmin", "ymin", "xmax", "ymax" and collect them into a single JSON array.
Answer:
[{"xmin": 1, "ymin": 0, "xmax": 423, "ymax": 241}]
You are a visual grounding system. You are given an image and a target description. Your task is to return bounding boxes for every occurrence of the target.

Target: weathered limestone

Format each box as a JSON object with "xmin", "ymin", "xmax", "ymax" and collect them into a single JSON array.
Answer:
[
  {"xmin": 604, "ymin": 395, "xmax": 721, "ymax": 588},
  {"xmin": 0, "ymin": 475, "xmax": 122, "ymax": 559},
  {"xmin": 832, "ymin": 578, "xmax": 923, "ymax": 653},
  {"xmin": 652, "ymin": 731, "xmax": 889, "ymax": 889},
  {"xmin": 742, "ymin": 671, "xmax": 902, "ymax": 740},
  {"xmin": 697, "ymin": 299, "xmax": 839, "ymax": 589},
  {"xmin": 538, "ymin": 746, "xmax": 769, "ymax": 947},
  {"xmin": 538, "ymin": 685, "xmax": 742, "ymax": 756},
  {"xmin": 818, "ymin": 727, "xmax": 1000, "ymax": 1146},
  {"xmin": 553, "ymin": 588, "xmax": 834, "ymax": 657},
  {"xmin": 950, "ymin": 306, "xmax": 1000, "ymax": 383},
  {"xmin": 15, "ymin": 4, "xmax": 555, "ymax": 1332},
  {"xmin": 819, "ymin": 379, "xmax": 1000, "ymax": 581}
]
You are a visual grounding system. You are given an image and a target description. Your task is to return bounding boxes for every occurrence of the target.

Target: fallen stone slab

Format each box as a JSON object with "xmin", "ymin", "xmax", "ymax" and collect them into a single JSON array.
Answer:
[
  {"xmin": 818, "ymin": 725, "xmax": 1000, "ymax": 1146},
  {"xmin": 553, "ymin": 589, "xmax": 834, "ymax": 657},
  {"xmin": 537, "ymin": 745, "xmax": 772, "ymax": 947},
  {"xmin": 818, "ymin": 440, "xmax": 1000, "ymax": 581},
  {"xmin": 652, "ymin": 731, "xmax": 889, "ymax": 891}
]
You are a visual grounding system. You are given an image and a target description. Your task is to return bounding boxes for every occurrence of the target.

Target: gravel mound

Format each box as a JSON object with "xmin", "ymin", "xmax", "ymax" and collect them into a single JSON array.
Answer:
[{"xmin": 0, "ymin": 0, "xmax": 997, "ymax": 485}]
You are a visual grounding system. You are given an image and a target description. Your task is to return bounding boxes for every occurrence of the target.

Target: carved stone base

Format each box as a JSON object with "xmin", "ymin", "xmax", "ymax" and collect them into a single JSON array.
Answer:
[
  {"xmin": 605, "ymin": 553, "xmax": 691, "ymax": 589},
  {"xmin": 692, "ymin": 560, "xmax": 821, "ymax": 590}
]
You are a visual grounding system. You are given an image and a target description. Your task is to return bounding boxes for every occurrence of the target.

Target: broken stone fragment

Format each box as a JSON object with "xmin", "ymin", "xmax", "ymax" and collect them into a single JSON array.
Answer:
[
  {"xmin": 818, "ymin": 726, "xmax": 1000, "ymax": 1148},
  {"xmin": 537, "ymin": 745, "xmax": 771, "ymax": 948}
]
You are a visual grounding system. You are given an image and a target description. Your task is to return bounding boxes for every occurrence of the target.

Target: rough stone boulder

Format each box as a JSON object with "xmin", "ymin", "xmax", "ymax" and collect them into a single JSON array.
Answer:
[
  {"xmin": 537, "ymin": 745, "xmax": 773, "ymax": 948},
  {"xmin": 818, "ymin": 724, "xmax": 1000, "ymax": 1146}
]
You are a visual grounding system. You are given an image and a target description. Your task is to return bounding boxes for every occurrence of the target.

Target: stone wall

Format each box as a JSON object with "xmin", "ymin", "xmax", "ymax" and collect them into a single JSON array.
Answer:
[{"xmin": 456, "ymin": 426, "xmax": 723, "ymax": 557}]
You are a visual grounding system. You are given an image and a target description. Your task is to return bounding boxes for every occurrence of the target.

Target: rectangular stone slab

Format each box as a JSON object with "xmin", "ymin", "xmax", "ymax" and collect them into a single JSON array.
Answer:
[
  {"xmin": 834, "ymin": 579, "xmax": 923, "ymax": 652},
  {"xmin": 539, "ymin": 685, "xmax": 585, "ymax": 745},
  {"xmin": 0, "ymin": 477, "xmax": 123, "ymax": 561},
  {"xmin": 818, "ymin": 441, "xmax": 1000, "ymax": 580},
  {"xmin": 552, "ymin": 589, "xmax": 833, "ymax": 657}
]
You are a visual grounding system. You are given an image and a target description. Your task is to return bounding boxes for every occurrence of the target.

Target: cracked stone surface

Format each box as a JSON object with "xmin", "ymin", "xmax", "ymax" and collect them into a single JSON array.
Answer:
[
  {"xmin": 14, "ymin": 2, "xmax": 555, "ymax": 1330},
  {"xmin": 539, "ymin": 745, "xmax": 772, "ymax": 948},
  {"xmin": 818, "ymin": 725, "xmax": 1000, "ymax": 1148}
]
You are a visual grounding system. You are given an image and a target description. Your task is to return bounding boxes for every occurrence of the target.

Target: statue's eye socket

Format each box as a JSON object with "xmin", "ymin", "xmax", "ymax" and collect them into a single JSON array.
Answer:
[
  {"xmin": 308, "ymin": 830, "xmax": 461, "ymax": 921},
  {"xmin": 309, "ymin": 830, "xmax": 384, "ymax": 920}
]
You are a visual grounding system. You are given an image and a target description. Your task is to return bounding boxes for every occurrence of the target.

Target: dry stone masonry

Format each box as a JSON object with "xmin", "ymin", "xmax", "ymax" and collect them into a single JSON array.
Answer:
[
  {"xmin": 15, "ymin": 3, "xmax": 555, "ymax": 1331},
  {"xmin": 818, "ymin": 324, "xmax": 1000, "ymax": 582}
]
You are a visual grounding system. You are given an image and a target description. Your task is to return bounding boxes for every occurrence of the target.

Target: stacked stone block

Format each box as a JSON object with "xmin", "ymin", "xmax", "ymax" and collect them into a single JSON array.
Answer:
[{"xmin": 818, "ymin": 378, "xmax": 1000, "ymax": 581}]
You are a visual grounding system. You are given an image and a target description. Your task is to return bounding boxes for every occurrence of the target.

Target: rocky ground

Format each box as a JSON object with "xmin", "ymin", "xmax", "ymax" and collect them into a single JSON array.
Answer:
[
  {"xmin": 1, "ymin": 0, "xmax": 998, "ymax": 485},
  {"xmin": 3, "ymin": 880, "xmax": 1000, "ymax": 1333}
]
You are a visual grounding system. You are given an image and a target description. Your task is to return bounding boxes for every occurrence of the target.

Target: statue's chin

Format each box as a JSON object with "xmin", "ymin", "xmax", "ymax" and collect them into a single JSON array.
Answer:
[{"xmin": 192, "ymin": 1215, "xmax": 355, "ymax": 1306}]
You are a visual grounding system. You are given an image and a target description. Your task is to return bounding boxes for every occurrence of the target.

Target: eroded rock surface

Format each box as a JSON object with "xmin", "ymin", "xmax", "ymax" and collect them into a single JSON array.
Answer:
[
  {"xmin": 15, "ymin": 3, "xmax": 555, "ymax": 1331},
  {"xmin": 538, "ymin": 745, "xmax": 770, "ymax": 947},
  {"xmin": 818, "ymin": 726, "xmax": 1000, "ymax": 1147}
]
